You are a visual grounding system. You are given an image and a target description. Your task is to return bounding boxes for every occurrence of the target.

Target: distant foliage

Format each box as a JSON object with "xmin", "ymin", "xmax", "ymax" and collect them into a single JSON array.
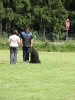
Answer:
[
  {"xmin": 0, "ymin": 0, "xmax": 75, "ymax": 38},
  {"xmin": 0, "ymin": 35, "xmax": 75, "ymax": 52}
]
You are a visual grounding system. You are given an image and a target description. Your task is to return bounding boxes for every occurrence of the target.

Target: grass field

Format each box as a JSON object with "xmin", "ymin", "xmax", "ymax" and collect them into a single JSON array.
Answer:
[{"xmin": 0, "ymin": 50, "xmax": 75, "ymax": 100}]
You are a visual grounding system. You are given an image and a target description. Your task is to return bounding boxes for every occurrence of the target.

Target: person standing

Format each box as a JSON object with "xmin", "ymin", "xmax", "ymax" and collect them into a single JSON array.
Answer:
[
  {"xmin": 9, "ymin": 30, "xmax": 20, "ymax": 64},
  {"xmin": 20, "ymin": 26, "xmax": 33, "ymax": 62}
]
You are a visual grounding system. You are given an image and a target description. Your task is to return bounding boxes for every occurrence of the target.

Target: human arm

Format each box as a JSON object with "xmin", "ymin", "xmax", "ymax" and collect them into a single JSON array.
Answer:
[
  {"xmin": 8, "ymin": 36, "xmax": 11, "ymax": 43},
  {"xmin": 20, "ymin": 39, "xmax": 23, "ymax": 47},
  {"xmin": 30, "ymin": 39, "xmax": 33, "ymax": 48},
  {"xmin": 17, "ymin": 39, "xmax": 20, "ymax": 44}
]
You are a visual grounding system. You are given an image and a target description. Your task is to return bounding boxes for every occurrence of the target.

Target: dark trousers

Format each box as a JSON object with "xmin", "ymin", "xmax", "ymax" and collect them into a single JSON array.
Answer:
[
  {"xmin": 10, "ymin": 47, "xmax": 18, "ymax": 64},
  {"xmin": 22, "ymin": 47, "xmax": 31, "ymax": 62}
]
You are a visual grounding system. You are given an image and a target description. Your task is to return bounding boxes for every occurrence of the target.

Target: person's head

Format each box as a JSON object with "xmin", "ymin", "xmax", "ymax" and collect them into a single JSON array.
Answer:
[
  {"xmin": 13, "ymin": 30, "xmax": 18, "ymax": 35},
  {"xmin": 25, "ymin": 26, "xmax": 31, "ymax": 33}
]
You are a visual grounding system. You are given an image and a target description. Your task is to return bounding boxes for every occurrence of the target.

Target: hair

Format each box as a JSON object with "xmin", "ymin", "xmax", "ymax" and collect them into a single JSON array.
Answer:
[
  {"xmin": 25, "ymin": 26, "xmax": 31, "ymax": 31},
  {"xmin": 13, "ymin": 30, "xmax": 18, "ymax": 34}
]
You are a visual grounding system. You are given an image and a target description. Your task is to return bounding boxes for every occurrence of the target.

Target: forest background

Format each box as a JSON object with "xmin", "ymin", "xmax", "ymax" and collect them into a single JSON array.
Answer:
[{"xmin": 0, "ymin": 0, "xmax": 75, "ymax": 51}]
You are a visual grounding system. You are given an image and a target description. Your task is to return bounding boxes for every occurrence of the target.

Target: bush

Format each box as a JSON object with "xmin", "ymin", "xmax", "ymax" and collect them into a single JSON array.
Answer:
[
  {"xmin": 60, "ymin": 40, "xmax": 75, "ymax": 52},
  {"xmin": 1, "ymin": 34, "xmax": 75, "ymax": 52},
  {"xmin": 33, "ymin": 40, "xmax": 60, "ymax": 52},
  {"xmin": 0, "ymin": 36, "xmax": 9, "ymax": 49},
  {"xmin": 33, "ymin": 39, "xmax": 75, "ymax": 52}
]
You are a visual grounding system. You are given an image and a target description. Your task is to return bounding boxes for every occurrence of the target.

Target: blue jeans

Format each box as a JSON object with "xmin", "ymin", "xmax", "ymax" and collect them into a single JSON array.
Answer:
[
  {"xmin": 10, "ymin": 47, "xmax": 18, "ymax": 64},
  {"xmin": 23, "ymin": 47, "xmax": 31, "ymax": 62}
]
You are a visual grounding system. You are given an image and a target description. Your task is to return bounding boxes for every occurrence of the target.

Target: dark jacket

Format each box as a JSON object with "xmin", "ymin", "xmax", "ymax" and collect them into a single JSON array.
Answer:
[{"xmin": 21, "ymin": 31, "xmax": 33, "ymax": 47}]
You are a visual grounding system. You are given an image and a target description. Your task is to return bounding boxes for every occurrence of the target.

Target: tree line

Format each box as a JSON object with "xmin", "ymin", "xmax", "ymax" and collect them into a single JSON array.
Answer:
[{"xmin": 0, "ymin": 0, "xmax": 75, "ymax": 38}]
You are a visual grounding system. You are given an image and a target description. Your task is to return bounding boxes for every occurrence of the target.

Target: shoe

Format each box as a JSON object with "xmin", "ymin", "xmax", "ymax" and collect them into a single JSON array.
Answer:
[
  {"xmin": 26, "ymin": 60, "xmax": 29, "ymax": 63},
  {"xmin": 23, "ymin": 60, "xmax": 29, "ymax": 63}
]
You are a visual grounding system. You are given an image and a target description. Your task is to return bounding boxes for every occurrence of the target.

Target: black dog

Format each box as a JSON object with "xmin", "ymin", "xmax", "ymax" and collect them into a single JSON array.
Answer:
[{"xmin": 29, "ymin": 47, "xmax": 41, "ymax": 63}]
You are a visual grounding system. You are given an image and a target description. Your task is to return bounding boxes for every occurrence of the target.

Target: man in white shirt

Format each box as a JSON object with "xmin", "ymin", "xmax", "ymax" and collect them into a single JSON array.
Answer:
[{"xmin": 9, "ymin": 30, "xmax": 20, "ymax": 64}]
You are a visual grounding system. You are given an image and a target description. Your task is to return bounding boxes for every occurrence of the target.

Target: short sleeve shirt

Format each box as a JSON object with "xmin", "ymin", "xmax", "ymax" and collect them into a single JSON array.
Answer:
[
  {"xmin": 21, "ymin": 32, "xmax": 33, "ymax": 47},
  {"xmin": 9, "ymin": 35, "xmax": 20, "ymax": 47}
]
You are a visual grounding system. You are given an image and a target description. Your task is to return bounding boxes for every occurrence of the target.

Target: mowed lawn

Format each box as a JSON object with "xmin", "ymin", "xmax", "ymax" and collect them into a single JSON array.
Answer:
[{"xmin": 0, "ymin": 50, "xmax": 75, "ymax": 100}]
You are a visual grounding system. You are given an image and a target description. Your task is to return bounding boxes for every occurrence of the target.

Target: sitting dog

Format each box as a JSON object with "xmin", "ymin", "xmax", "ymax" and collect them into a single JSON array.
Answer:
[{"xmin": 29, "ymin": 47, "xmax": 41, "ymax": 63}]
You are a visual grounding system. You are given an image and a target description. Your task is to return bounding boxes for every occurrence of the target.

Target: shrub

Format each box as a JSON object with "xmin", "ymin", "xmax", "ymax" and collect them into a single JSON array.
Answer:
[
  {"xmin": 1, "ymin": 33, "xmax": 75, "ymax": 52},
  {"xmin": 60, "ymin": 40, "xmax": 75, "ymax": 52}
]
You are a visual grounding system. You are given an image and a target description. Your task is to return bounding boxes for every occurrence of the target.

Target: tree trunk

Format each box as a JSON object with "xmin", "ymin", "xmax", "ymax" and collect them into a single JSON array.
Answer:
[
  {"xmin": 40, "ymin": 18, "xmax": 43, "ymax": 35},
  {"xmin": 0, "ymin": 21, "xmax": 2, "ymax": 32},
  {"xmin": 43, "ymin": 20, "xmax": 45, "ymax": 37}
]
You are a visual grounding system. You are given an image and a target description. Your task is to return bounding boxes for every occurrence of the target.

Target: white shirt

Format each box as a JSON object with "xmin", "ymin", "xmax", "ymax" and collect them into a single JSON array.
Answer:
[{"xmin": 9, "ymin": 35, "xmax": 20, "ymax": 47}]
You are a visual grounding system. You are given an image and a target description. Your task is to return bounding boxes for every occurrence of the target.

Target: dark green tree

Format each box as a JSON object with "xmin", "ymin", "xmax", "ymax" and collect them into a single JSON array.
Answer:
[
  {"xmin": 0, "ymin": 0, "xmax": 5, "ymax": 32},
  {"xmin": 1, "ymin": 0, "xmax": 75, "ymax": 40},
  {"xmin": 31, "ymin": 0, "xmax": 68, "ymax": 40},
  {"xmin": 61, "ymin": 0, "xmax": 75, "ymax": 34}
]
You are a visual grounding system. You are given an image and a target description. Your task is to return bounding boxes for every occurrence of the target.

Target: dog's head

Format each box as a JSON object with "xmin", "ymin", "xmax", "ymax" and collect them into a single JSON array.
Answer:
[{"xmin": 30, "ymin": 47, "xmax": 35, "ymax": 52}]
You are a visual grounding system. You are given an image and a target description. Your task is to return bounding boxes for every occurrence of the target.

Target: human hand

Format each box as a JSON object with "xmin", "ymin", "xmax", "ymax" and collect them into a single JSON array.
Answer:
[{"xmin": 30, "ymin": 44, "xmax": 32, "ymax": 48}]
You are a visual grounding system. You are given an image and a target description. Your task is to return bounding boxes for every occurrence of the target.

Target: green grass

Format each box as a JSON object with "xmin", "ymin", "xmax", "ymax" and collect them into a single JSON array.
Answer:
[{"xmin": 0, "ymin": 50, "xmax": 75, "ymax": 100}]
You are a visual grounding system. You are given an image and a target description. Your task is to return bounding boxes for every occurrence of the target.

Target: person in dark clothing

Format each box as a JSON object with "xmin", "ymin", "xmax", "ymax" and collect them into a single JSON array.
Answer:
[{"xmin": 20, "ymin": 26, "xmax": 33, "ymax": 62}]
